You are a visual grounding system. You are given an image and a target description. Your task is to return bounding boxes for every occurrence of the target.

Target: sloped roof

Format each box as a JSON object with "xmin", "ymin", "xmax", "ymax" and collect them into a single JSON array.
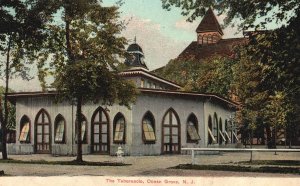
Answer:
[
  {"xmin": 120, "ymin": 68, "xmax": 182, "ymax": 89},
  {"xmin": 177, "ymin": 38, "xmax": 247, "ymax": 61},
  {"xmin": 127, "ymin": 43, "xmax": 144, "ymax": 54},
  {"xmin": 196, "ymin": 8, "xmax": 223, "ymax": 35},
  {"xmin": 7, "ymin": 89, "xmax": 239, "ymax": 109},
  {"xmin": 125, "ymin": 43, "xmax": 148, "ymax": 69}
]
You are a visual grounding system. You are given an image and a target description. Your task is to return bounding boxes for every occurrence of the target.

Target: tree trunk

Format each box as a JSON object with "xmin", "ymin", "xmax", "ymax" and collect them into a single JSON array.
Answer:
[
  {"xmin": 1, "ymin": 35, "xmax": 12, "ymax": 160},
  {"xmin": 64, "ymin": 8, "xmax": 82, "ymax": 162},
  {"xmin": 76, "ymin": 96, "xmax": 83, "ymax": 162},
  {"xmin": 65, "ymin": 8, "xmax": 74, "ymax": 63},
  {"xmin": 250, "ymin": 130, "xmax": 253, "ymax": 162},
  {"xmin": 265, "ymin": 124, "xmax": 272, "ymax": 148},
  {"xmin": 0, "ymin": 97, "xmax": 4, "ymax": 151}
]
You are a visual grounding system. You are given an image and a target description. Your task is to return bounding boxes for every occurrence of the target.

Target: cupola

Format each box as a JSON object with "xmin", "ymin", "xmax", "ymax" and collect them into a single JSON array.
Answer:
[
  {"xmin": 124, "ymin": 38, "xmax": 148, "ymax": 70},
  {"xmin": 196, "ymin": 8, "xmax": 223, "ymax": 45}
]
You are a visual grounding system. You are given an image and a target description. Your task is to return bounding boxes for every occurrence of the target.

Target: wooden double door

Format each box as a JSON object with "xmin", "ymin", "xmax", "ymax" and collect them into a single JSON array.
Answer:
[
  {"xmin": 162, "ymin": 109, "xmax": 181, "ymax": 154},
  {"xmin": 91, "ymin": 107, "xmax": 110, "ymax": 154},
  {"xmin": 35, "ymin": 109, "xmax": 51, "ymax": 153}
]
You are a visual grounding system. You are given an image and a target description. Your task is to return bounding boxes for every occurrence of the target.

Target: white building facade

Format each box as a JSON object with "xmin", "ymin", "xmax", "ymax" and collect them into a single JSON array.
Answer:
[{"xmin": 7, "ymin": 42, "xmax": 239, "ymax": 156}]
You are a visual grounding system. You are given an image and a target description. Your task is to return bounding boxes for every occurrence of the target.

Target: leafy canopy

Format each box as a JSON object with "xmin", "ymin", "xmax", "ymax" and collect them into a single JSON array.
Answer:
[
  {"xmin": 37, "ymin": 1, "xmax": 137, "ymax": 107},
  {"xmin": 161, "ymin": 0, "xmax": 299, "ymax": 29}
]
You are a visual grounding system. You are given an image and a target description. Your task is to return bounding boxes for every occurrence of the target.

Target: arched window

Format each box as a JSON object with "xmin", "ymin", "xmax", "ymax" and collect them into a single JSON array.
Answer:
[
  {"xmin": 198, "ymin": 35, "xmax": 203, "ymax": 44},
  {"xmin": 224, "ymin": 119, "xmax": 231, "ymax": 143},
  {"xmin": 207, "ymin": 34, "xmax": 212, "ymax": 44},
  {"xmin": 219, "ymin": 118, "xmax": 226, "ymax": 144},
  {"xmin": 19, "ymin": 115, "xmax": 30, "ymax": 143},
  {"xmin": 113, "ymin": 113, "xmax": 126, "ymax": 144},
  {"xmin": 207, "ymin": 115, "xmax": 216, "ymax": 144},
  {"xmin": 35, "ymin": 109, "xmax": 51, "ymax": 153},
  {"xmin": 212, "ymin": 34, "xmax": 218, "ymax": 43},
  {"xmin": 202, "ymin": 35, "xmax": 207, "ymax": 44},
  {"xmin": 142, "ymin": 111, "xmax": 156, "ymax": 144},
  {"xmin": 213, "ymin": 113, "xmax": 218, "ymax": 143},
  {"xmin": 187, "ymin": 113, "xmax": 200, "ymax": 143},
  {"xmin": 75, "ymin": 114, "xmax": 88, "ymax": 144},
  {"xmin": 54, "ymin": 114, "xmax": 66, "ymax": 144},
  {"xmin": 162, "ymin": 108, "xmax": 180, "ymax": 154}
]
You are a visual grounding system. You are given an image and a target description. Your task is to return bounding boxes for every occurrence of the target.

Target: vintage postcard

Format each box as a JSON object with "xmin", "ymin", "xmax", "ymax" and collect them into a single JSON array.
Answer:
[{"xmin": 0, "ymin": 0, "xmax": 299, "ymax": 185}]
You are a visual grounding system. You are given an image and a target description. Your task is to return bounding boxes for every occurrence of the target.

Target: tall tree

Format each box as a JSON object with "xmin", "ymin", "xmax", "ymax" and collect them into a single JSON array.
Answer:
[
  {"xmin": 161, "ymin": 0, "xmax": 299, "ymax": 29},
  {"xmin": 162, "ymin": 0, "xmax": 300, "ymax": 146},
  {"xmin": 232, "ymin": 48, "xmax": 269, "ymax": 146},
  {"xmin": 37, "ymin": 0, "xmax": 137, "ymax": 162},
  {"xmin": 0, "ymin": 0, "xmax": 48, "ymax": 159},
  {"xmin": 244, "ymin": 14, "xmax": 300, "ymax": 146}
]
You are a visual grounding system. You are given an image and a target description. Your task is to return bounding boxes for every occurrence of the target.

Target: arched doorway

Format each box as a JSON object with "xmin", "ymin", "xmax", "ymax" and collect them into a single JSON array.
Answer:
[
  {"xmin": 162, "ymin": 108, "xmax": 180, "ymax": 154},
  {"xmin": 35, "ymin": 109, "xmax": 51, "ymax": 153},
  {"xmin": 91, "ymin": 107, "xmax": 110, "ymax": 154}
]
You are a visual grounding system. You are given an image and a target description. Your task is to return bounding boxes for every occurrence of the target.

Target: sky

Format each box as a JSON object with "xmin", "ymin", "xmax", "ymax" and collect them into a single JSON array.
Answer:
[{"xmin": 0, "ymin": 0, "xmax": 250, "ymax": 92}]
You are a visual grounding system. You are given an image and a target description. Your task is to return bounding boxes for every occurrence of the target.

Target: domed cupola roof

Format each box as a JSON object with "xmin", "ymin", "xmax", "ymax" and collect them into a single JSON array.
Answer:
[
  {"xmin": 127, "ymin": 43, "xmax": 144, "ymax": 54},
  {"xmin": 124, "ymin": 38, "xmax": 148, "ymax": 70}
]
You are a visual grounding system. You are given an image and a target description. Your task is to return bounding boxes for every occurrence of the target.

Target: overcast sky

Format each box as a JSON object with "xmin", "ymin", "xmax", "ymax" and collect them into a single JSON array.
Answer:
[{"xmin": 0, "ymin": 0, "xmax": 254, "ymax": 92}]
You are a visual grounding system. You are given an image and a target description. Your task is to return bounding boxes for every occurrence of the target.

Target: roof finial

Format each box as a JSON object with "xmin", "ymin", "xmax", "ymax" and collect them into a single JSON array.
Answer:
[{"xmin": 134, "ymin": 36, "xmax": 136, "ymax": 43}]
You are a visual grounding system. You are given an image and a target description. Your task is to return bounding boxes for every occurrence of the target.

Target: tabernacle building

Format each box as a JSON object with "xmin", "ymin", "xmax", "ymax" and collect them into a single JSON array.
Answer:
[
  {"xmin": 6, "ymin": 10, "xmax": 240, "ymax": 156},
  {"xmin": 7, "ymin": 42, "xmax": 239, "ymax": 155}
]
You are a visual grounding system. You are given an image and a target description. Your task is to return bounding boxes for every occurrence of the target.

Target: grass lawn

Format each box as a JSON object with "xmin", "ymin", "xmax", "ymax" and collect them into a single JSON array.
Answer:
[
  {"xmin": 171, "ymin": 163, "xmax": 300, "ymax": 174},
  {"xmin": 238, "ymin": 160, "xmax": 300, "ymax": 166},
  {"xmin": 0, "ymin": 159, "xmax": 130, "ymax": 166}
]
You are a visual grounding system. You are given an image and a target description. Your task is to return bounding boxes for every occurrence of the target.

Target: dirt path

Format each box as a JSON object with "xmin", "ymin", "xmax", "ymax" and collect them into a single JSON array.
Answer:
[{"xmin": 0, "ymin": 152, "xmax": 299, "ymax": 177}]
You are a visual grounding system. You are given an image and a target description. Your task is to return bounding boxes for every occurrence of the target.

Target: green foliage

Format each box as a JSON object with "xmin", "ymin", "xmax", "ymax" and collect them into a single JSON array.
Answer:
[
  {"xmin": 162, "ymin": 0, "xmax": 300, "ymax": 146},
  {"xmin": 0, "ymin": 86, "xmax": 16, "ymax": 130},
  {"xmin": 53, "ymin": 62, "xmax": 137, "ymax": 108},
  {"xmin": 0, "ymin": 159, "xmax": 130, "ymax": 166},
  {"xmin": 36, "ymin": 0, "xmax": 137, "ymax": 107},
  {"xmin": 0, "ymin": 0, "xmax": 50, "ymax": 79},
  {"xmin": 188, "ymin": 57, "xmax": 236, "ymax": 97},
  {"xmin": 0, "ymin": 0, "xmax": 50, "ymax": 159},
  {"xmin": 173, "ymin": 164, "xmax": 300, "ymax": 174},
  {"xmin": 154, "ymin": 59, "xmax": 203, "ymax": 87},
  {"xmin": 155, "ymin": 56, "xmax": 236, "ymax": 98},
  {"xmin": 161, "ymin": 0, "xmax": 299, "ymax": 30},
  {"xmin": 240, "ymin": 11, "xmax": 300, "ymax": 145},
  {"xmin": 35, "ymin": 1, "xmax": 137, "ymax": 161}
]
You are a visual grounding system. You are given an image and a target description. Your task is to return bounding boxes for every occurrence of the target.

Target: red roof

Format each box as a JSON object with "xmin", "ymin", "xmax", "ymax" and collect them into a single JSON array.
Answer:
[
  {"xmin": 177, "ymin": 38, "xmax": 247, "ymax": 61},
  {"xmin": 196, "ymin": 8, "xmax": 223, "ymax": 35}
]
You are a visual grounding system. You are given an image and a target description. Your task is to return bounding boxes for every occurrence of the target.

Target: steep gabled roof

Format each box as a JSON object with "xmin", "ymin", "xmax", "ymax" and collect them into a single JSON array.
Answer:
[
  {"xmin": 177, "ymin": 38, "xmax": 247, "ymax": 61},
  {"xmin": 196, "ymin": 8, "xmax": 223, "ymax": 35}
]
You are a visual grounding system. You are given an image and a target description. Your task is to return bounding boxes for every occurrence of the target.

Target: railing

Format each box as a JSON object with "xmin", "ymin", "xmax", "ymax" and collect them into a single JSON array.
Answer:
[{"xmin": 181, "ymin": 148, "xmax": 300, "ymax": 165}]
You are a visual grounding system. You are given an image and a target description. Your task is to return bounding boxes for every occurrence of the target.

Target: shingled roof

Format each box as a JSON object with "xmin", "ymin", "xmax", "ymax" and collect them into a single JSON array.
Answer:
[
  {"xmin": 177, "ymin": 38, "xmax": 247, "ymax": 61},
  {"xmin": 196, "ymin": 8, "xmax": 223, "ymax": 35}
]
